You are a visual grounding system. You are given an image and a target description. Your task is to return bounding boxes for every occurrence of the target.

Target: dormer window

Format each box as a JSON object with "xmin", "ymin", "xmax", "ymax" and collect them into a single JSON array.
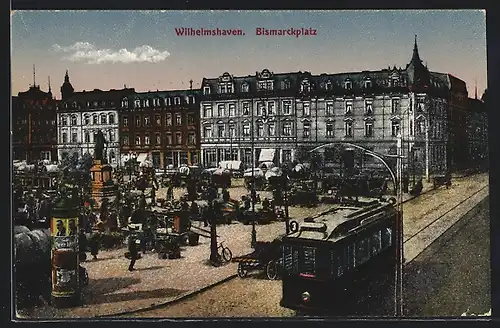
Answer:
[
  {"xmin": 101, "ymin": 101, "xmax": 106, "ymax": 107},
  {"xmin": 94, "ymin": 101, "xmax": 98, "ymax": 107},
  {"xmin": 241, "ymin": 83, "xmax": 249, "ymax": 93},
  {"xmin": 219, "ymin": 84, "xmax": 227, "ymax": 94},
  {"xmin": 122, "ymin": 99, "xmax": 129, "ymax": 108},
  {"xmin": 258, "ymin": 81, "xmax": 266, "ymax": 90},
  {"xmin": 134, "ymin": 99, "xmax": 140, "ymax": 108},
  {"xmin": 153, "ymin": 98, "xmax": 160, "ymax": 106},
  {"xmin": 392, "ymin": 78, "xmax": 399, "ymax": 87},
  {"xmin": 188, "ymin": 95, "xmax": 195, "ymax": 104},
  {"xmin": 282, "ymin": 80, "xmax": 291, "ymax": 90},
  {"xmin": 87, "ymin": 102, "xmax": 91, "ymax": 108},
  {"xmin": 167, "ymin": 98, "xmax": 172, "ymax": 106},
  {"xmin": 301, "ymin": 81, "xmax": 311, "ymax": 92},
  {"xmin": 325, "ymin": 81, "xmax": 333, "ymax": 91},
  {"xmin": 144, "ymin": 99, "xmax": 149, "ymax": 107},
  {"xmin": 345, "ymin": 81, "xmax": 352, "ymax": 90},
  {"xmin": 266, "ymin": 81, "xmax": 273, "ymax": 90},
  {"xmin": 174, "ymin": 97, "xmax": 181, "ymax": 105},
  {"xmin": 365, "ymin": 80, "xmax": 372, "ymax": 88},
  {"xmin": 203, "ymin": 86, "xmax": 211, "ymax": 95},
  {"xmin": 72, "ymin": 102, "xmax": 77, "ymax": 108}
]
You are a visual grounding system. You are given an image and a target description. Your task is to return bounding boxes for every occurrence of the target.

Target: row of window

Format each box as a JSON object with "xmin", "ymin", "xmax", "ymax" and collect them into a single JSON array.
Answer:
[
  {"xmin": 122, "ymin": 113, "xmax": 196, "ymax": 128},
  {"xmin": 60, "ymin": 113, "xmax": 116, "ymax": 126},
  {"xmin": 203, "ymin": 77, "xmax": 396, "ymax": 95},
  {"xmin": 60, "ymin": 130, "xmax": 116, "ymax": 144},
  {"xmin": 201, "ymin": 121, "xmax": 404, "ymax": 139},
  {"xmin": 201, "ymin": 99, "xmax": 406, "ymax": 118},
  {"xmin": 121, "ymin": 95, "xmax": 196, "ymax": 109},
  {"xmin": 122, "ymin": 132, "xmax": 196, "ymax": 146},
  {"xmin": 16, "ymin": 119, "xmax": 56, "ymax": 126},
  {"xmin": 281, "ymin": 227, "xmax": 393, "ymax": 277}
]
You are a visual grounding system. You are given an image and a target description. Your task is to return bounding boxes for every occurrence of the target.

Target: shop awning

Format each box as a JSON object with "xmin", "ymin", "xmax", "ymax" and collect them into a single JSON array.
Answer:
[
  {"xmin": 259, "ymin": 149, "xmax": 275, "ymax": 162},
  {"xmin": 136, "ymin": 153, "xmax": 148, "ymax": 163}
]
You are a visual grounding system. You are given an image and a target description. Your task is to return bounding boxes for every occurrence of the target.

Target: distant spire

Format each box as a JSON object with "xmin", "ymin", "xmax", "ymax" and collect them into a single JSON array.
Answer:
[
  {"xmin": 64, "ymin": 70, "xmax": 70, "ymax": 83},
  {"xmin": 48, "ymin": 76, "xmax": 51, "ymax": 92},
  {"xmin": 412, "ymin": 34, "xmax": 421, "ymax": 64},
  {"xmin": 475, "ymin": 78, "xmax": 478, "ymax": 99},
  {"xmin": 33, "ymin": 64, "xmax": 36, "ymax": 87},
  {"xmin": 189, "ymin": 79, "xmax": 193, "ymax": 90}
]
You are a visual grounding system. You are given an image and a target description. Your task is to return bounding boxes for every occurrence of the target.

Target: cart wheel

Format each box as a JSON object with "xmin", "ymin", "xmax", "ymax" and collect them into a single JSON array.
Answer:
[
  {"xmin": 266, "ymin": 260, "xmax": 278, "ymax": 280},
  {"xmin": 237, "ymin": 263, "xmax": 248, "ymax": 278},
  {"xmin": 222, "ymin": 247, "xmax": 233, "ymax": 262}
]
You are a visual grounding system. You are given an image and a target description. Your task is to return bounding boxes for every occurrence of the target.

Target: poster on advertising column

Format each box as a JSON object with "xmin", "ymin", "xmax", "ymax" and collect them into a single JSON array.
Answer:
[{"xmin": 51, "ymin": 218, "xmax": 79, "ymax": 251}]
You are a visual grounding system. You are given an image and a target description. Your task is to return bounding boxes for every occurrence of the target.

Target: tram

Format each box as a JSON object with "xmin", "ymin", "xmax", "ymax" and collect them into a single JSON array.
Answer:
[{"xmin": 279, "ymin": 197, "xmax": 398, "ymax": 315}]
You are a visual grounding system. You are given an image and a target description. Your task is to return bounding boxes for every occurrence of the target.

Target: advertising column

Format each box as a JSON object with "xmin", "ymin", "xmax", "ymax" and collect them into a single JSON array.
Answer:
[{"xmin": 51, "ymin": 187, "xmax": 81, "ymax": 308}]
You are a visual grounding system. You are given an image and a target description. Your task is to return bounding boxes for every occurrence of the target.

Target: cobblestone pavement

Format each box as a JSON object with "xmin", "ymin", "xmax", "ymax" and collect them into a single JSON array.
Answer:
[{"xmin": 15, "ymin": 173, "xmax": 488, "ymax": 319}]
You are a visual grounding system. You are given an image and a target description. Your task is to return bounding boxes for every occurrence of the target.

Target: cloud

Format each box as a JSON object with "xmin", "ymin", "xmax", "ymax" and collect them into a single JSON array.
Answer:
[{"xmin": 51, "ymin": 42, "xmax": 170, "ymax": 64}]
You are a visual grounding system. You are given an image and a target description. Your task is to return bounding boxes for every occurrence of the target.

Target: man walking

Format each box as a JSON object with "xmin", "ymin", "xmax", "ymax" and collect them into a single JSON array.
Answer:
[{"xmin": 128, "ymin": 231, "xmax": 139, "ymax": 271}]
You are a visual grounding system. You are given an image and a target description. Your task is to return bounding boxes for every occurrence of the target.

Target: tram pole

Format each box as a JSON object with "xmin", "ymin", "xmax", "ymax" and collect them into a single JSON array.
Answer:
[{"xmin": 396, "ymin": 134, "xmax": 404, "ymax": 317}]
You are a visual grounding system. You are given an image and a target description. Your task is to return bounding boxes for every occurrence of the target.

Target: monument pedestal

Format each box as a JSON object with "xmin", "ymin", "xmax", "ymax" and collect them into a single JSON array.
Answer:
[{"xmin": 90, "ymin": 160, "xmax": 117, "ymax": 209}]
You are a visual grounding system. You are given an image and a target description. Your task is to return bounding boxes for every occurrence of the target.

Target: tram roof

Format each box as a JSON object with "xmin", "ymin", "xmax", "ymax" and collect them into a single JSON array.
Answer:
[{"xmin": 285, "ymin": 197, "xmax": 396, "ymax": 242}]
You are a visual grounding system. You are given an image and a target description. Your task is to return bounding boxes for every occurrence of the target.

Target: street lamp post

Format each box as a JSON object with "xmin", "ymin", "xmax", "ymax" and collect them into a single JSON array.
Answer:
[
  {"xmin": 251, "ymin": 101, "xmax": 256, "ymax": 248},
  {"xmin": 425, "ymin": 116, "xmax": 430, "ymax": 182}
]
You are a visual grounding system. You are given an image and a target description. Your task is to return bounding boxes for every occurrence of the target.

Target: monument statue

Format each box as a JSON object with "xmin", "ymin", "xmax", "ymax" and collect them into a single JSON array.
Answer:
[{"xmin": 94, "ymin": 130, "xmax": 107, "ymax": 162}]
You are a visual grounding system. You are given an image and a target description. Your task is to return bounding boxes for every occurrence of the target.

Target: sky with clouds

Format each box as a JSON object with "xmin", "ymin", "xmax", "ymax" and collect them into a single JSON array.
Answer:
[{"xmin": 11, "ymin": 10, "xmax": 487, "ymax": 98}]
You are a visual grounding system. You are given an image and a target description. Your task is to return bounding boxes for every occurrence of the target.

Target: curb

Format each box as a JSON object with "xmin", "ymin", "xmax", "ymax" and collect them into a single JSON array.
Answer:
[{"xmin": 98, "ymin": 274, "xmax": 238, "ymax": 317}]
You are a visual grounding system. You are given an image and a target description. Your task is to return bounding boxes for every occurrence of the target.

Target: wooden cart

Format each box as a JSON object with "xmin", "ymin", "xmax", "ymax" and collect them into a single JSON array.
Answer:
[{"xmin": 231, "ymin": 239, "xmax": 282, "ymax": 280}]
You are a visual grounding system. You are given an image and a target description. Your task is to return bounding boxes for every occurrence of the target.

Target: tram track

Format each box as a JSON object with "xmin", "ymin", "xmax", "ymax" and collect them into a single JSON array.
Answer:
[{"xmin": 403, "ymin": 184, "xmax": 488, "ymax": 245}]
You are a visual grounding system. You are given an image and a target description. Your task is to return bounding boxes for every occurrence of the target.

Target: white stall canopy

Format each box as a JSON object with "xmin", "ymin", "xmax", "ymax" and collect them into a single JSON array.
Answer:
[{"xmin": 258, "ymin": 149, "xmax": 275, "ymax": 162}]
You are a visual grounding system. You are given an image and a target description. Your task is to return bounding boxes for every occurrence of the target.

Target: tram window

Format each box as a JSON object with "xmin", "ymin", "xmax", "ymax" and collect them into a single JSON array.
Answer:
[
  {"xmin": 381, "ymin": 227, "xmax": 392, "ymax": 249},
  {"xmin": 336, "ymin": 243, "xmax": 356, "ymax": 277},
  {"xmin": 301, "ymin": 247, "xmax": 316, "ymax": 275},
  {"xmin": 355, "ymin": 238, "xmax": 370, "ymax": 266},
  {"xmin": 371, "ymin": 230, "xmax": 382, "ymax": 255},
  {"xmin": 282, "ymin": 245, "xmax": 299, "ymax": 274}
]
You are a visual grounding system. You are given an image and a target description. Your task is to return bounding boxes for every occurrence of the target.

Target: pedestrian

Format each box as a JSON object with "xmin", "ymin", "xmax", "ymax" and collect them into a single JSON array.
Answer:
[
  {"xmin": 128, "ymin": 231, "xmax": 139, "ymax": 271},
  {"xmin": 190, "ymin": 201, "xmax": 199, "ymax": 220},
  {"xmin": 222, "ymin": 188, "xmax": 230, "ymax": 203},
  {"xmin": 89, "ymin": 233, "xmax": 100, "ymax": 261},
  {"xmin": 167, "ymin": 184, "xmax": 174, "ymax": 201}
]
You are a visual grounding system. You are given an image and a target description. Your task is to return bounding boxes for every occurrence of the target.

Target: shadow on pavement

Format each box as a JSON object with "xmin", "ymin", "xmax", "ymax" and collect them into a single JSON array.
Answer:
[
  {"xmin": 133, "ymin": 266, "xmax": 164, "ymax": 271},
  {"xmin": 87, "ymin": 287, "xmax": 189, "ymax": 305},
  {"xmin": 86, "ymin": 276, "xmax": 141, "ymax": 296}
]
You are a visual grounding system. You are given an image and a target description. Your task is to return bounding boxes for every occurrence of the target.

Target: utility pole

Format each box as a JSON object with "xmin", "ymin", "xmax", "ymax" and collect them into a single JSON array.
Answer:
[
  {"xmin": 425, "ymin": 116, "xmax": 430, "ymax": 182},
  {"xmin": 396, "ymin": 133, "xmax": 404, "ymax": 317}
]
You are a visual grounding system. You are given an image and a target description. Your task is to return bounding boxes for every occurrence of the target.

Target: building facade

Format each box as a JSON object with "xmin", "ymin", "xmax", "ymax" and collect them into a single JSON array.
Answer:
[
  {"xmin": 56, "ymin": 70, "xmax": 135, "ymax": 164},
  {"xmin": 199, "ymin": 39, "xmax": 454, "ymax": 177},
  {"xmin": 199, "ymin": 70, "xmax": 301, "ymax": 167},
  {"xmin": 119, "ymin": 89, "xmax": 200, "ymax": 168},
  {"xmin": 467, "ymin": 97, "xmax": 488, "ymax": 169},
  {"xmin": 13, "ymin": 83, "xmax": 58, "ymax": 162}
]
